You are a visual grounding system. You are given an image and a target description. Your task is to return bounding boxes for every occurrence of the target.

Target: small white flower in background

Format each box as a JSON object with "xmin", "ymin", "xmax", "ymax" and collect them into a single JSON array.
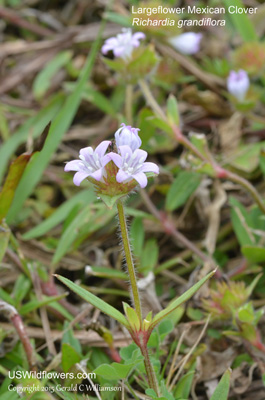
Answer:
[
  {"xmin": 64, "ymin": 141, "xmax": 111, "ymax": 186},
  {"xmin": 169, "ymin": 32, "xmax": 202, "ymax": 55},
  {"xmin": 101, "ymin": 28, "xmax": 145, "ymax": 60},
  {"xmin": 115, "ymin": 123, "xmax": 142, "ymax": 151},
  {"xmin": 227, "ymin": 69, "xmax": 250, "ymax": 102}
]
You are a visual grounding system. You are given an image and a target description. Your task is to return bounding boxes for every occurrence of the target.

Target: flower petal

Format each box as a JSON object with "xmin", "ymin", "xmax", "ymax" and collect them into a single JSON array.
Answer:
[
  {"xmin": 101, "ymin": 154, "xmax": 112, "ymax": 167},
  {"xmin": 116, "ymin": 169, "xmax": 131, "ymax": 183},
  {"xmin": 108, "ymin": 152, "xmax": 123, "ymax": 168},
  {"xmin": 64, "ymin": 160, "xmax": 82, "ymax": 172},
  {"xmin": 90, "ymin": 168, "xmax": 103, "ymax": 181},
  {"xmin": 134, "ymin": 148, "xmax": 147, "ymax": 163},
  {"xmin": 140, "ymin": 162, "xmax": 159, "ymax": 174},
  {"xmin": 133, "ymin": 172, "xmax": 148, "ymax": 188},
  {"xmin": 80, "ymin": 147, "xmax": 94, "ymax": 160},
  {"xmin": 95, "ymin": 140, "xmax": 111, "ymax": 158},
  {"xmin": 73, "ymin": 171, "xmax": 90, "ymax": 186},
  {"xmin": 119, "ymin": 145, "xmax": 133, "ymax": 159}
]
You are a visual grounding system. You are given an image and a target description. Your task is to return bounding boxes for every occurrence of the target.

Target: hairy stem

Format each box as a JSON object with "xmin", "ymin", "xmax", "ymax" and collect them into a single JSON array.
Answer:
[
  {"xmin": 117, "ymin": 200, "xmax": 142, "ymax": 319},
  {"xmin": 141, "ymin": 344, "xmax": 160, "ymax": 396}
]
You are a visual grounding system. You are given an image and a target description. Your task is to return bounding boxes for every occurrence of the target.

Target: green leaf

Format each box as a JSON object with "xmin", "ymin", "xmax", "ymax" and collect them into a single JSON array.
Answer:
[
  {"xmin": 55, "ymin": 275, "xmax": 129, "ymax": 328},
  {"xmin": 33, "ymin": 51, "xmax": 73, "ymax": 99},
  {"xmin": 166, "ymin": 171, "xmax": 201, "ymax": 211},
  {"xmin": 130, "ymin": 217, "xmax": 144, "ymax": 258},
  {"xmin": 167, "ymin": 94, "xmax": 179, "ymax": 126},
  {"xmin": 141, "ymin": 239, "xmax": 159, "ymax": 273},
  {"xmin": 174, "ymin": 365, "xmax": 195, "ymax": 399},
  {"xmin": 0, "ymin": 153, "xmax": 31, "ymax": 222},
  {"xmin": 61, "ymin": 343, "xmax": 81, "ymax": 373},
  {"xmin": 6, "ymin": 22, "xmax": 105, "ymax": 224},
  {"xmin": 20, "ymin": 294, "xmax": 67, "ymax": 315},
  {"xmin": 23, "ymin": 189, "xmax": 95, "ymax": 240},
  {"xmin": 230, "ymin": 197, "xmax": 255, "ymax": 246},
  {"xmin": 210, "ymin": 369, "xmax": 231, "ymax": 400},
  {"xmin": 223, "ymin": 0, "xmax": 258, "ymax": 42},
  {"xmin": 151, "ymin": 270, "xmax": 215, "ymax": 329},
  {"xmin": 0, "ymin": 94, "xmax": 63, "ymax": 186},
  {"xmin": 62, "ymin": 321, "xmax": 82, "ymax": 354},
  {"xmin": 242, "ymin": 245, "xmax": 265, "ymax": 263},
  {"xmin": 52, "ymin": 204, "xmax": 91, "ymax": 265},
  {"xmin": 94, "ymin": 362, "xmax": 137, "ymax": 381},
  {"xmin": 0, "ymin": 222, "xmax": 10, "ymax": 263}
]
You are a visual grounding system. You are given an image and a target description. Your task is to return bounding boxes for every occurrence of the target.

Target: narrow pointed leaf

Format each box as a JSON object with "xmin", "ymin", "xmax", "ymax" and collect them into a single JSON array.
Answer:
[
  {"xmin": 151, "ymin": 270, "xmax": 215, "ymax": 329},
  {"xmin": 210, "ymin": 369, "xmax": 231, "ymax": 400},
  {"xmin": 55, "ymin": 275, "xmax": 129, "ymax": 328},
  {"xmin": 0, "ymin": 153, "xmax": 31, "ymax": 222}
]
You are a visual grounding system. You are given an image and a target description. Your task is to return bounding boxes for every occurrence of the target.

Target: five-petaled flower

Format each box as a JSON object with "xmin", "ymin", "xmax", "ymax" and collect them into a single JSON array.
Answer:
[
  {"xmin": 169, "ymin": 32, "xmax": 202, "ymax": 55},
  {"xmin": 64, "ymin": 141, "xmax": 111, "ymax": 186},
  {"xmin": 109, "ymin": 145, "xmax": 159, "ymax": 188},
  {"xmin": 227, "ymin": 69, "xmax": 250, "ymax": 102},
  {"xmin": 102, "ymin": 28, "xmax": 146, "ymax": 60},
  {"xmin": 115, "ymin": 123, "xmax": 142, "ymax": 151}
]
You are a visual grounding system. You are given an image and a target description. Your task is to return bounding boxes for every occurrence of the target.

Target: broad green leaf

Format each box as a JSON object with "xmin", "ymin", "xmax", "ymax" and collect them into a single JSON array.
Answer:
[
  {"xmin": 166, "ymin": 171, "xmax": 201, "ymax": 211},
  {"xmin": 94, "ymin": 362, "xmax": 137, "ymax": 381},
  {"xmin": 130, "ymin": 217, "xmax": 144, "ymax": 258},
  {"xmin": 22, "ymin": 189, "xmax": 95, "ymax": 240},
  {"xmin": 13, "ymin": 275, "xmax": 31, "ymax": 306},
  {"xmin": 0, "ymin": 222, "xmax": 10, "ymax": 263},
  {"xmin": 52, "ymin": 204, "xmax": 92, "ymax": 265},
  {"xmin": 61, "ymin": 343, "xmax": 81, "ymax": 373},
  {"xmin": 62, "ymin": 321, "xmax": 82, "ymax": 354},
  {"xmin": 0, "ymin": 94, "xmax": 63, "ymax": 185},
  {"xmin": 6, "ymin": 22, "xmax": 105, "ymax": 224},
  {"xmin": 242, "ymin": 245, "xmax": 265, "ymax": 263},
  {"xmin": 223, "ymin": 0, "xmax": 258, "ymax": 42},
  {"xmin": 167, "ymin": 94, "xmax": 179, "ymax": 126},
  {"xmin": 210, "ymin": 369, "xmax": 231, "ymax": 400},
  {"xmin": 33, "ymin": 51, "xmax": 73, "ymax": 99},
  {"xmin": 141, "ymin": 239, "xmax": 159, "ymax": 273},
  {"xmin": 0, "ymin": 153, "xmax": 31, "ymax": 222},
  {"xmin": 55, "ymin": 275, "xmax": 129, "ymax": 328},
  {"xmin": 151, "ymin": 270, "xmax": 215, "ymax": 329}
]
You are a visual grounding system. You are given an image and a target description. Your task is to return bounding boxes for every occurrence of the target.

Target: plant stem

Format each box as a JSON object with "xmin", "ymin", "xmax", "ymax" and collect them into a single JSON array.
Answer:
[
  {"xmin": 139, "ymin": 79, "xmax": 167, "ymax": 122},
  {"xmin": 125, "ymin": 84, "xmax": 133, "ymax": 125},
  {"xmin": 141, "ymin": 344, "xmax": 160, "ymax": 396},
  {"xmin": 117, "ymin": 200, "xmax": 142, "ymax": 319}
]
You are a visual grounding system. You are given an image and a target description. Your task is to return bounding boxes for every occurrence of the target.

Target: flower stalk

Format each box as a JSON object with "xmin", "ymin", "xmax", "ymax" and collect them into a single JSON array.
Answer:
[{"xmin": 117, "ymin": 200, "xmax": 142, "ymax": 320}]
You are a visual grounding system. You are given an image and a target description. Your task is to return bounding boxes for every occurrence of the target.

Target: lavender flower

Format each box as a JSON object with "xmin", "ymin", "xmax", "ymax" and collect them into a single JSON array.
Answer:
[
  {"xmin": 64, "ymin": 141, "xmax": 111, "ymax": 186},
  {"xmin": 109, "ymin": 145, "xmax": 159, "ymax": 188},
  {"xmin": 102, "ymin": 28, "xmax": 145, "ymax": 60},
  {"xmin": 115, "ymin": 123, "xmax": 142, "ymax": 151},
  {"xmin": 227, "ymin": 69, "xmax": 250, "ymax": 102},
  {"xmin": 169, "ymin": 32, "xmax": 202, "ymax": 55}
]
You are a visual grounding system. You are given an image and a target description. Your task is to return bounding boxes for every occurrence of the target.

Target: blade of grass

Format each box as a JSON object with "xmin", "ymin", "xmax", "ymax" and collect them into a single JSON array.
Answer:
[
  {"xmin": 6, "ymin": 17, "xmax": 107, "ymax": 224},
  {"xmin": 223, "ymin": 0, "xmax": 258, "ymax": 41},
  {"xmin": 0, "ymin": 93, "xmax": 64, "ymax": 185}
]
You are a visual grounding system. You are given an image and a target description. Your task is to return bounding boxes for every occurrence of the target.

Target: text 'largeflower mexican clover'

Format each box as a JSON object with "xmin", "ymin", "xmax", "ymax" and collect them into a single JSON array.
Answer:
[
  {"xmin": 169, "ymin": 32, "xmax": 202, "ymax": 55},
  {"xmin": 102, "ymin": 28, "xmax": 145, "ymax": 60},
  {"xmin": 64, "ymin": 124, "xmax": 159, "ymax": 207},
  {"xmin": 227, "ymin": 69, "xmax": 250, "ymax": 102}
]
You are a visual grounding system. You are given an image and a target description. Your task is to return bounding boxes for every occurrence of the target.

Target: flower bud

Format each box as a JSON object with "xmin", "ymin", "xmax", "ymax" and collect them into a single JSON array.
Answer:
[
  {"xmin": 169, "ymin": 32, "xmax": 202, "ymax": 55},
  {"xmin": 227, "ymin": 69, "xmax": 250, "ymax": 102},
  {"xmin": 115, "ymin": 123, "xmax": 142, "ymax": 151}
]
